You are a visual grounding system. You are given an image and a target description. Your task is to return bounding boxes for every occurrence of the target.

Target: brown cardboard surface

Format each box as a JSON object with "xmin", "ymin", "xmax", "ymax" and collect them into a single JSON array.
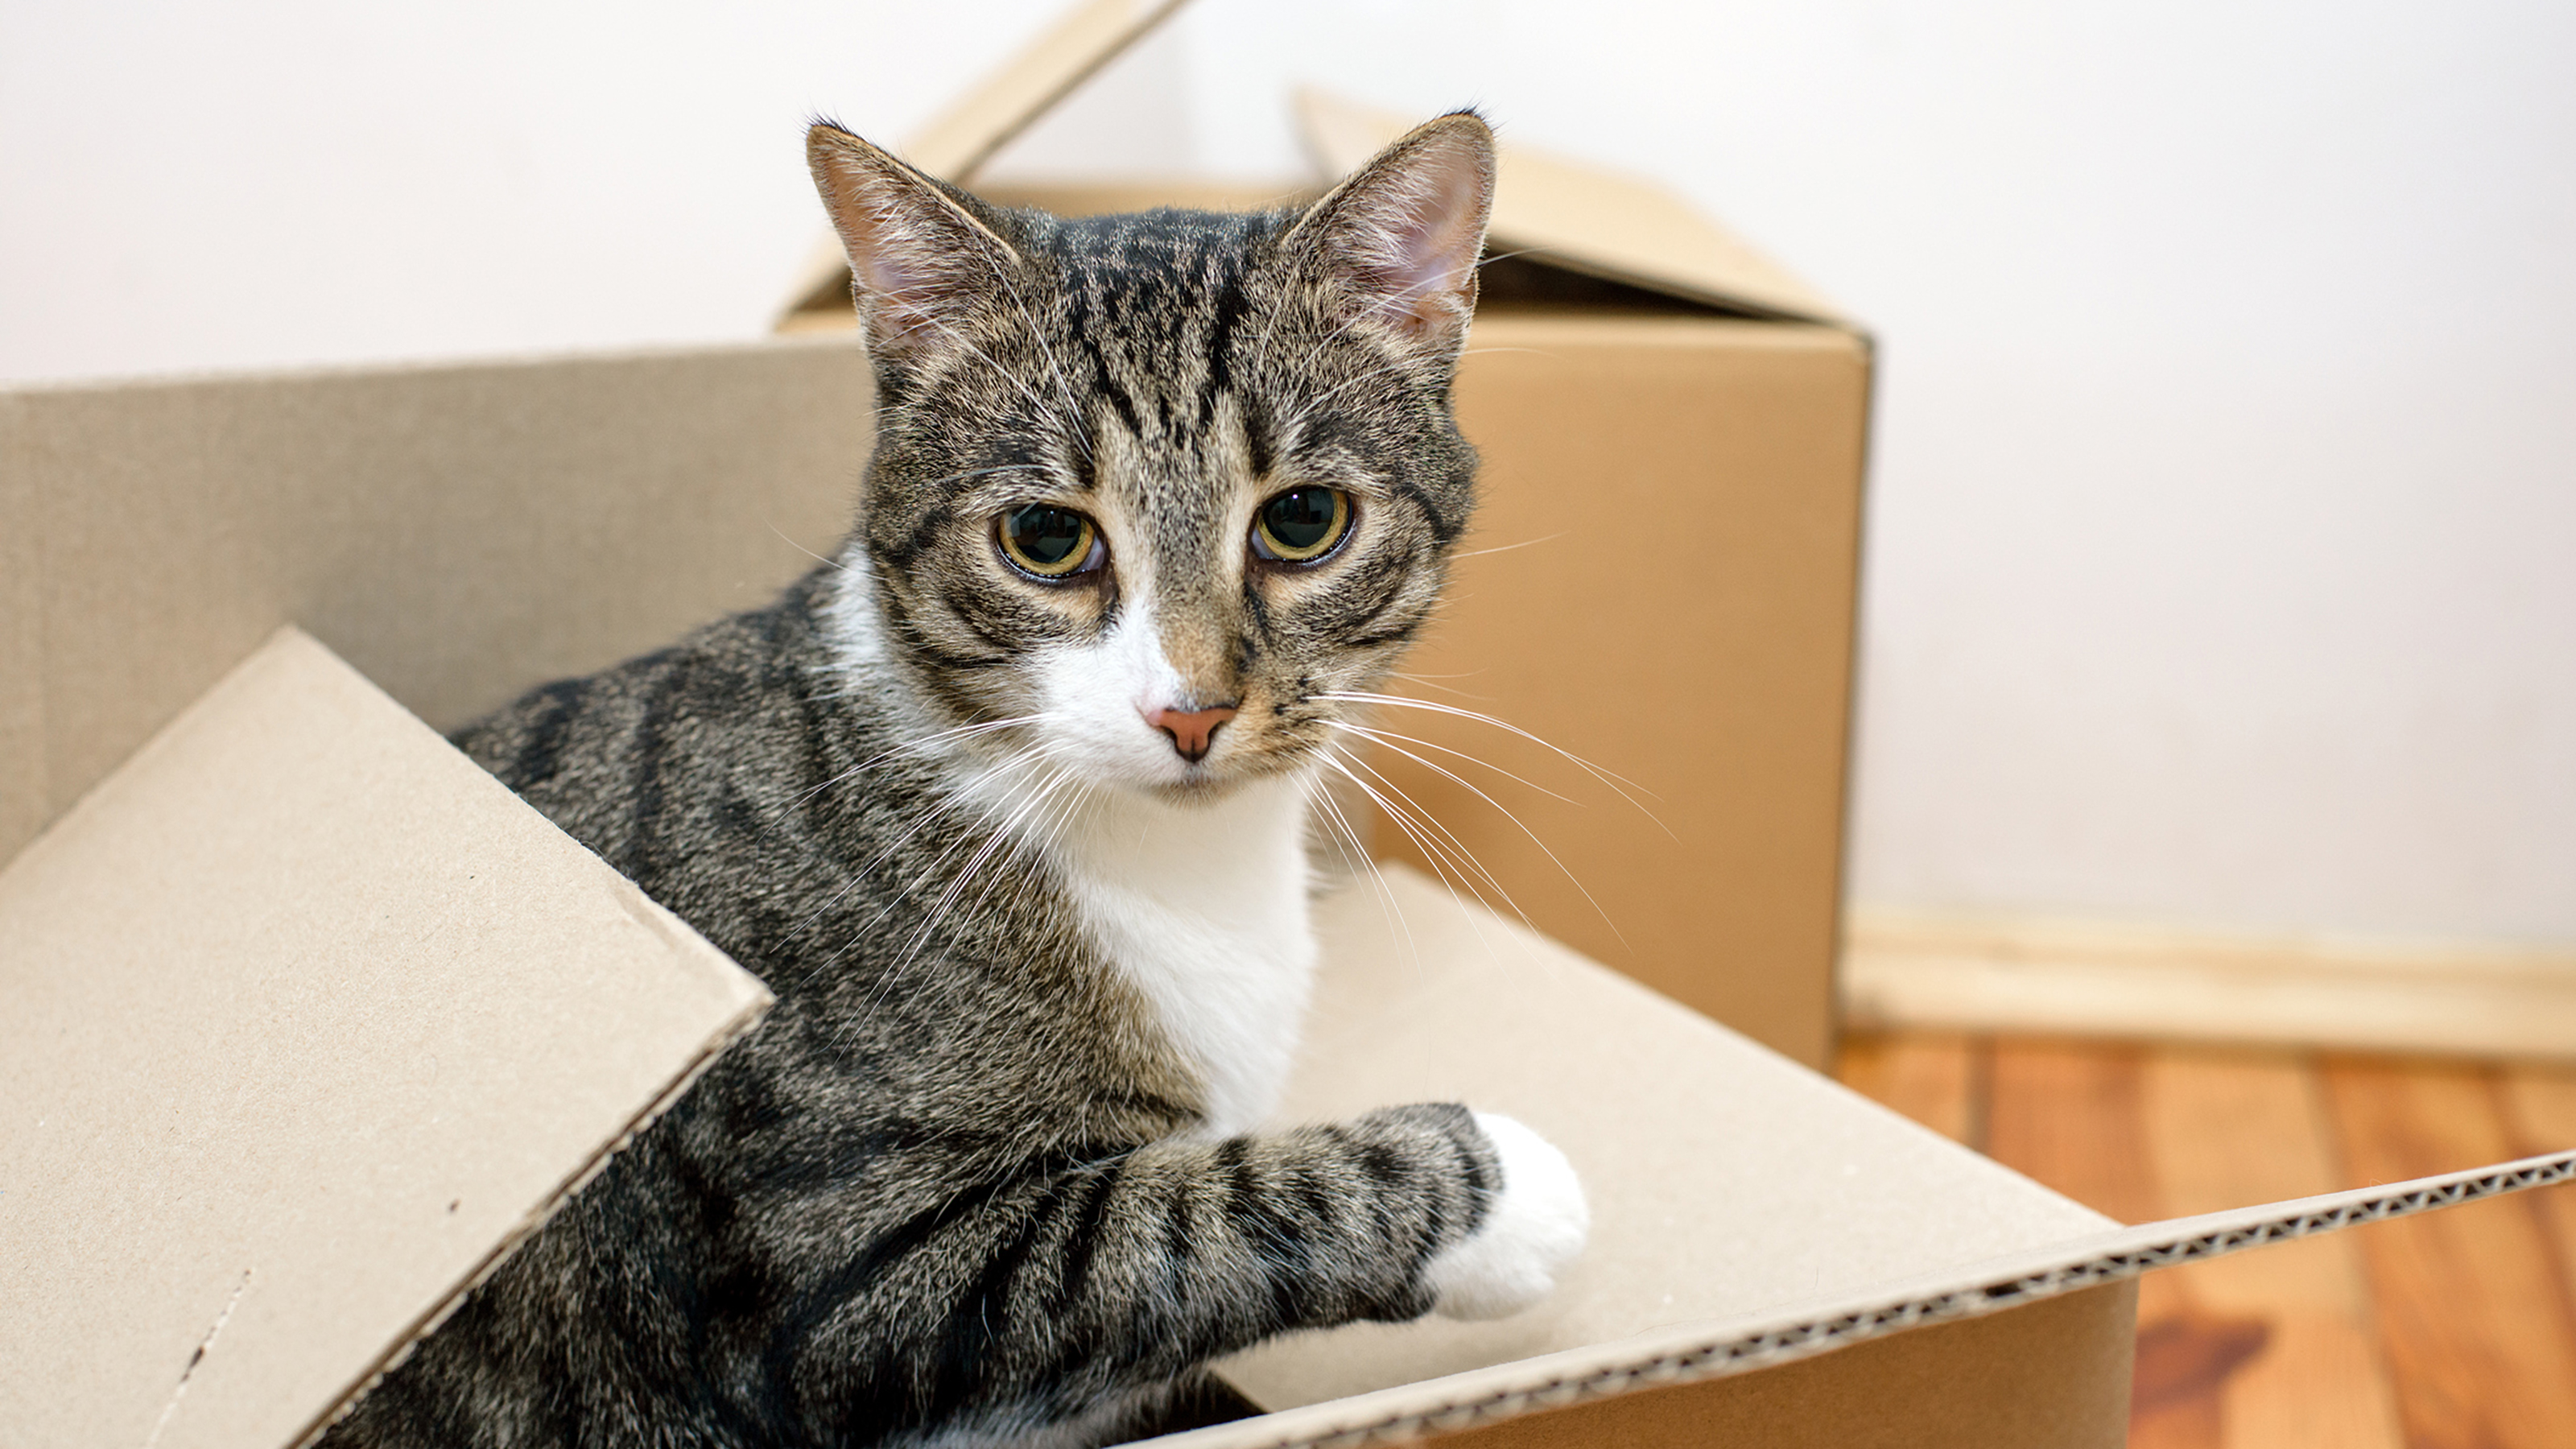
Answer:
[
  {"xmin": 0, "ymin": 338, "xmax": 869, "ymax": 864},
  {"xmin": 1220, "ymin": 865, "xmax": 2115, "ymax": 1417},
  {"xmin": 0, "ymin": 431, "xmax": 40, "ymax": 854},
  {"xmin": 1261, "ymin": 1282, "xmax": 2137, "ymax": 1449},
  {"xmin": 1358, "ymin": 314, "xmax": 1871, "ymax": 1068},
  {"xmin": 1298, "ymin": 92, "xmax": 1846, "ymax": 325},
  {"xmin": 0, "ymin": 629, "xmax": 770, "ymax": 1449}
]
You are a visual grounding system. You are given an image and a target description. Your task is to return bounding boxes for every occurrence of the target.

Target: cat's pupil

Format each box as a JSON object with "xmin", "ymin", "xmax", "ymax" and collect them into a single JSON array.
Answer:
[
  {"xmin": 1006, "ymin": 506, "xmax": 1087, "ymax": 568},
  {"xmin": 1263, "ymin": 490, "xmax": 1339, "ymax": 552}
]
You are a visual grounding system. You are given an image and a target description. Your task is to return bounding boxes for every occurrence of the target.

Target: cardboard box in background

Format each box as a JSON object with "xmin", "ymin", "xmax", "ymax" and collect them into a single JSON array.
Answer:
[
  {"xmin": 778, "ymin": 27, "xmax": 1871, "ymax": 1073},
  {"xmin": 0, "ymin": 342, "xmax": 868, "ymax": 861}
]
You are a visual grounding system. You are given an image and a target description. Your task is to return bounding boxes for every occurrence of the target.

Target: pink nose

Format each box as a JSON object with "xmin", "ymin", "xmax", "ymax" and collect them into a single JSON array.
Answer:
[{"xmin": 1145, "ymin": 704, "xmax": 1238, "ymax": 763}]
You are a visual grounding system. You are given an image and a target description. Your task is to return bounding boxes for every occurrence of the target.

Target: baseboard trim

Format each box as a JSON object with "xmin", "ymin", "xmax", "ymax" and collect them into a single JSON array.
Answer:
[{"xmin": 1840, "ymin": 910, "xmax": 2576, "ymax": 1059}]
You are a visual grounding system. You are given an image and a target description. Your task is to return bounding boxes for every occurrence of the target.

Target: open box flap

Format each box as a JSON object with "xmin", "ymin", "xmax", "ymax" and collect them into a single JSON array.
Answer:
[
  {"xmin": 0, "ymin": 630, "xmax": 771, "ymax": 1449},
  {"xmin": 907, "ymin": 0, "xmax": 1193, "ymax": 185},
  {"xmin": 1165, "ymin": 1150, "xmax": 2576, "ymax": 1449},
  {"xmin": 782, "ymin": 0, "xmax": 1195, "ymax": 316},
  {"xmin": 1296, "ymin": 90, "xmax": 1851, "ymax": 328},
  {"xmin": 1179, "ymin": 867, "xmax": 2576, "ymax": 1447},
  {"xmin": 777, "ymin": 2, "xmax": 1853, "ymax": 332}
]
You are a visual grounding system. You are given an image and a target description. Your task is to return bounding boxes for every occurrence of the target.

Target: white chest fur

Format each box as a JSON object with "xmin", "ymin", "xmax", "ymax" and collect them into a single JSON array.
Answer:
[
  {"xmin": 1034, "ymin": 773, "xmax": 1318, "ymax": 1137},
  {"xmin": 827, "ymin": 564, "xmax": 1319, "ymax": 1137}
]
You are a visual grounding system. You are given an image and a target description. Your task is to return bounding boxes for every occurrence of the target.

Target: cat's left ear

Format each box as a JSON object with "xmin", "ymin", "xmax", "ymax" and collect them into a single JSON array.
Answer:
[
  {"xmin": 1289, "ymin": 111, "xmax": 1496, "ymax": 352},
  {"xmin": 807, "ymin": 122, "xmax": 1022, "ymax": 361}
]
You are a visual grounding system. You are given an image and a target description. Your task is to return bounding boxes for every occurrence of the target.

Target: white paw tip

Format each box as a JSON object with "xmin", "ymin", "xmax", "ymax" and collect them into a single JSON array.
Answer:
[{"xmin": 1423, "ymin": 1112, "xmax": 1591, "ymax": 1322}]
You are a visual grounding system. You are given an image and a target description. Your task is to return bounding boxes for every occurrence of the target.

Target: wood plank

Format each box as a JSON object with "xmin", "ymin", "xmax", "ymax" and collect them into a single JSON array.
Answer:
[
  {"xmin": 1987, "ymin": 1038, "xmax": 2159, "ymax": 1224},
  {"xmin": 2498, "ymin": 1064, "xmax": 2576, "ymax": 1350},
  {"xmin": 1984, "ymin": 1040, "xmax": 2216, "ymax": 1447},
  {"xmin": 2124, "ymin": 1306, "xmax": 2265, "ymax": 1449},
  {"xmin": 1833, "ymin": 1030, "xmax": 1980, "ymax": 1146},
  {"xmin": 2322, "ymin": 1057, "xmax": 2576, "ymax": 1448},
  {"xmin": 2140, "ymin": 1048, "xmax": 2401, "ymax": 1449}
]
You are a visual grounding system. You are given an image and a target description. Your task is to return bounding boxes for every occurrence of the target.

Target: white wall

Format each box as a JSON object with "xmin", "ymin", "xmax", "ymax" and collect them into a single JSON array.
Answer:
[
  {"xmin": 0, "ymin": 0, "xmax": 1073, "ymax": 378},
  {"xmin": 6, "ymin": 0, "xmax": 2570, "ymax": 945}
]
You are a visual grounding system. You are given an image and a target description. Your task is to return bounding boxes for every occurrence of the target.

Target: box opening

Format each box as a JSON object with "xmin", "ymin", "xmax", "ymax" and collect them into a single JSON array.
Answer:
[{"xmin": 1472, "ymin": 251, "xmax": 1762, "ymax": 319}]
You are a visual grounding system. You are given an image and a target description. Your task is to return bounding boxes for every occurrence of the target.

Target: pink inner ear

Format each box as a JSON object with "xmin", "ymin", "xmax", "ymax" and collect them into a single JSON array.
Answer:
[
  {"xmin": 1337, "ymin": 130, "xmax": 1494, "ymax": 341},
  {"xmin": 845, "ymin": 186, "xmax": 964, "ymax": 348},
  {"xmin": 844, "ymin": 188, "xmax": 947, "ymax": 313},
  {"xmin": 812, "ymin": 144, "xmax": 996, "ymax": 354}
]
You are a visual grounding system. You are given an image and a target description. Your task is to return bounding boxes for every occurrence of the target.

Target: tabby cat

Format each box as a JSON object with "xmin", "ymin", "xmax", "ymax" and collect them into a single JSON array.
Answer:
[{"xmin": 327, "ymin": 110, "xmax": 1587, "ymax": 1449}]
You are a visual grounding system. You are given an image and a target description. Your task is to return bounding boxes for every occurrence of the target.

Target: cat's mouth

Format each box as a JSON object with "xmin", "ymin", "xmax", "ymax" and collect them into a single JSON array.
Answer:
[{"xmin": 1134, "ymin": 741, "xmax": 1265, "ymax": 799}]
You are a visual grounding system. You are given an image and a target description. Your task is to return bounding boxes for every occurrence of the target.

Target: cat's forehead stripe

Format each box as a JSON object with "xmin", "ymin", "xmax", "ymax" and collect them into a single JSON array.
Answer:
[{"xmin": 1046, "ymin": 209, "xmax": 1277, "ymax": 452}]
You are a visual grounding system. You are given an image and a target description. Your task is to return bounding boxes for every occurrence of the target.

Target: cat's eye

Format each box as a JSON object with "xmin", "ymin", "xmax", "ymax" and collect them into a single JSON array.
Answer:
[
  {"xmin": 997, "ymin": 504, "xmax": 1104, "ymax": 580},
  {"xmin": 1251, "ymin": 488, "xmax": 1352, "ymax": 564}
]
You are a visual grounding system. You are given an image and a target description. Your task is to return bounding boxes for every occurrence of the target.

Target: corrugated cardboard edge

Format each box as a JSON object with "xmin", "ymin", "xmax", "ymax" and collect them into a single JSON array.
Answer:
[
  {"xmin": 1154, "ymin": 1150, "xmax": 2576, "ymax": 1449},
  {"xmin": 782, "ymin": 0, "xmax": 1197, "ymax": 316},
  {"xmin": 291, "ymin": 977, "xmax": 771, "ymax": 1449}
]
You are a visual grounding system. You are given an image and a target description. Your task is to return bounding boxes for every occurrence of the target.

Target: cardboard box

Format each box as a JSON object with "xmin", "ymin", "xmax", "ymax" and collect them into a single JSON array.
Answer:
[
  {"xmin": 6, "ymin": 3, "xmax": 2570, "ymax": 1443},
  {"xmin": 774, "ymin": 2, "xmax": 1869, "ymax": 1072},
  {"xmin": 2, "ymin": 623, "xmax": 2566, "ymax": 1447}
]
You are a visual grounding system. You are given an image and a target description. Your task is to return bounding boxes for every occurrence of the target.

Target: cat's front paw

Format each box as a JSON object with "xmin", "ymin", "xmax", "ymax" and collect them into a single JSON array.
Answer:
[{"xmin": 1423, "ymin": 1113, "xmax": 1590, "ymax": 1321}]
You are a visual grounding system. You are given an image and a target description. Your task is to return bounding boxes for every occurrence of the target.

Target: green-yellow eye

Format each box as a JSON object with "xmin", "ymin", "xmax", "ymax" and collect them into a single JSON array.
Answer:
[
  {"xmin": 1252, "ymin": 488, "xmax": 1352, "ymax": 564},
  {"xmin": 997, "ymin": 505, "xmax": 1101, "ymax": 579}
]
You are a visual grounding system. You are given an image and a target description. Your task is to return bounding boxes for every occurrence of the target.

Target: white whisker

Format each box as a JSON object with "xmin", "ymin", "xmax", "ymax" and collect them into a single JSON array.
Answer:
[
  {"xmin": 1327, "ymin": 741, "xmax": 1545, "ymax": 939},
  {"xmin": 1304, "ymin": 768, "xmax": 1417, "ymax": 970},
  {"xmin": 788, "ymin": 733, "xmax": 1055, "ymax": 947},
  {"xmin": 791, "ymin": 714, "xmax": 1048, "ymax": 807},
  {"xmin": 1316, "ymin": 748, "xmax": 1486, "ymax": 909},
  {"xmin": 1315, "ymin": 745, "xmax": 1510, "ymax": 964},
  {"xmin": 836, "ymin": 743, "xmax": 1082, "ymax": 1036},
  {"xmin": 1446, "ymin": 532, "xmax": 1564, "ymax": 560},
  {"xmin": 1326, "ymin": 718, "xmax": 1579, "ymax": 805},
  {"xmin": 1328, "ymin": 721, "xmax": 1624, "ymax": 947},
  {"xmin": 1311, "ymin": 691, "xmax": 1671, "ymax": 834},
  {"xmin": 767, "ymin": 522, "xmax": 851, "ymax": 573}
]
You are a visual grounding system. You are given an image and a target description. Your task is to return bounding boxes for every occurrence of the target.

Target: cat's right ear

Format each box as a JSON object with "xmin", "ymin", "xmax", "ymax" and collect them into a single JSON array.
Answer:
[{"xmin": 807, "ymin": 122, "xmax": 1021, "ymax": 361}]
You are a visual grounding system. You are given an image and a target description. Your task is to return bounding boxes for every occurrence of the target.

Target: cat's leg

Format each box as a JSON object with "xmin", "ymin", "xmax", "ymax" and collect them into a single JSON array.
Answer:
[{"xmin": 795, "ymin": 1103, "xmax": 1587, "ymax": 1445}]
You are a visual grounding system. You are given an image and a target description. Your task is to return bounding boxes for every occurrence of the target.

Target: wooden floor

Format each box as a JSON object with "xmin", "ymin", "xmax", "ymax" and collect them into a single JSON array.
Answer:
[{"xmin": 1835, "ymin": 1033, "xmax": 2576, "ymax": 1449}]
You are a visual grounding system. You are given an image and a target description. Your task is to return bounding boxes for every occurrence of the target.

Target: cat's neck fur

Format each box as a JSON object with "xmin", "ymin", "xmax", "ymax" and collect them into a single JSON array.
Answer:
[
  {"xmin": 1034, "ymin": 772, "xmax": 1317, "ymax": 1137},
  {"xmin": 824, "ymin": 553, "xmax": 1317, "ymax": 1137}
]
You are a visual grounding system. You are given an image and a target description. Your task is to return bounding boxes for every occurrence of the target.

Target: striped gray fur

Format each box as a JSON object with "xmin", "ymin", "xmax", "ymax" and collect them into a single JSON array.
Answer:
[{"xmin": 324, "ymin": 114, "xmax": 1567, "ymax": 1449}]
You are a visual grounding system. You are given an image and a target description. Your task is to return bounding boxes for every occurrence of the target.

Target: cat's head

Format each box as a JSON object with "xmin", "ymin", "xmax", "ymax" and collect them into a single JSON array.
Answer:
[{"xmin": 809, "ymin": 114, "xmax": 1494, "ymax": 801}]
